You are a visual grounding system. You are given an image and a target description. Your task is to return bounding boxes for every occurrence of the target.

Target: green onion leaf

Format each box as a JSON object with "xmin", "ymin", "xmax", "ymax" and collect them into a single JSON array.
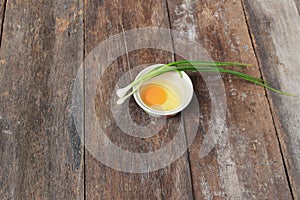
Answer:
[{"xmin": 116, "ymin": 60, "xmax": 295, "ymax": 104}]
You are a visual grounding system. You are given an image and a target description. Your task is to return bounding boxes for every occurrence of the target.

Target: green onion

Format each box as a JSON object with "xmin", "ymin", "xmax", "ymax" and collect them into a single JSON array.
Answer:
[{"xmin": 116, "ymin": 60, "xmax": 294, "ymax": 104}]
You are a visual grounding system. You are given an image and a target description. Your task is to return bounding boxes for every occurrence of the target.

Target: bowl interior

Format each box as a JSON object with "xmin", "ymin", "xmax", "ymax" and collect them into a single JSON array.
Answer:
[{"xmin": 133, "ymin": 64, "xmax": 194, "ymax": 116}]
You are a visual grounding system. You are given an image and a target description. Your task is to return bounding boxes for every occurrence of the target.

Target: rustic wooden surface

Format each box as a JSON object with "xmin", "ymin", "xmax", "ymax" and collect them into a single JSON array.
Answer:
[
  {"xmin": 0, "ymin": 0, "xmax": 299, "ymax": 199},
  {"xmin": 85, "ymin": 0, "xmax": 194, "ymax": 199},
  {"xmin": 243, "ymin": 1, "xmax": 300, "ymax": 199},
  {"xmin": 0, "ymin": 0, "xmax": 84, "ymax": 199},
  {"xmin": 168, "ymin": 0, "xmax": 293, "ymax": 199}
]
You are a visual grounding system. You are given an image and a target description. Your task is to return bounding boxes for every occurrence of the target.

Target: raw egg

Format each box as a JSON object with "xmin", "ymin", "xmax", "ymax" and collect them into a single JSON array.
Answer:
[{"xmin": 140, "ymin": 83, "xmax": 180, "ymax": 111}]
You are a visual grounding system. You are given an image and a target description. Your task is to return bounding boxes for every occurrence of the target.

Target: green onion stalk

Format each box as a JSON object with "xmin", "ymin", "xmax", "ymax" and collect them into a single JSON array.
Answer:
[{"xmin": 116, "ymin": 60, "xmax": 294, "ymax": 104}]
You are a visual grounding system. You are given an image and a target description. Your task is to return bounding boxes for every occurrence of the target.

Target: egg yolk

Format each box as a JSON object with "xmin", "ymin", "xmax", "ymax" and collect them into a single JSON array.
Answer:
[{"xmin": 141, "ymin": 85, "xmax": 167, "ymax": 106}]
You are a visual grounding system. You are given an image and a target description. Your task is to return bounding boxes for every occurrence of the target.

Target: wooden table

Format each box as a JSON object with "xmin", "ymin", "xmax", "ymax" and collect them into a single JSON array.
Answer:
[{"xmin": 1, "ymin": 0, "xmax": 299, "ymax": 199}]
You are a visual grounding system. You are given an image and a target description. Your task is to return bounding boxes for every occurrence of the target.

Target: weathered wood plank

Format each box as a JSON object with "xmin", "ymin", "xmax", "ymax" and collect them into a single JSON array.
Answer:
[
  {"xmin": 84, "ymin": 0, "xmax": 194, "ymax": 199},
  {"xmin": 0, "ymin": 0, "xmax": 4, "ymax": 20},
  {"xmin": 167, "ymin": 0, "xmax": 293, "ymax": 199},
  {"xmin": 0, "ymin": 0, "xmax": 84, "ymax": 199},
  {"xmin": 243, "ymin": 0, "xmax": 300, "ymax": 199}
]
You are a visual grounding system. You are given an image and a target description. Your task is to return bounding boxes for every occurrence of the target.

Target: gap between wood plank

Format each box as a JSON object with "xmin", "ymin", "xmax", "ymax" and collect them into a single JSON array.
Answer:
[
  {"xmin": 240, "ymin": 1, "xmax": 295, "ymax": 199},
  {"xmin": 165, "ymin": 0, "xmax": 196, "ymax": 199},
  {"xmin": 165, "ymin": 0, "xmax": 176, "ymax": 62},
  {"xmin": 0, "ymin": 0, "xmax": 7, "ymax": 48},
  {"xmin": 83, "ymin": 0, "xmax": 86, "ymax": 199}
]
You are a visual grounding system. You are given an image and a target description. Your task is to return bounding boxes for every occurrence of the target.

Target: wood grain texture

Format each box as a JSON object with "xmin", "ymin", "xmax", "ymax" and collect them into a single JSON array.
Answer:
[
  {"xmin": 167, "ymin": 0, "xmax": 293, "ymax": 199},
  {"xmin": 0, "ymin": 0, "xmax": 84, "ymax": 199},
  {"xmin": 243, "ymin": 0, "xmax": 300, "ymax": 199},
  {"xmin": 84, "ymin": 0, "xmax": 194, "ymax": 199},
  {"xmin": 1, "ymin": 0, "xmax": 297, "ymax": 199}
]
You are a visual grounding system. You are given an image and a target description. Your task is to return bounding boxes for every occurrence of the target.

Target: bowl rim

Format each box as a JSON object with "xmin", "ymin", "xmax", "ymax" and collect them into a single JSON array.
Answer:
[{"xmin": 133, "ymin": 64, "xmax": 194, "ymax": 116}]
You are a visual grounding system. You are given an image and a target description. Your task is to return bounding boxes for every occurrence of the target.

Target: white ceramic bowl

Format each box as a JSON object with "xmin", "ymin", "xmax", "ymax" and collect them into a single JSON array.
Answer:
[{"xmin": 133, "ymin": 64, "xmax": 194, "ymax": 117}]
